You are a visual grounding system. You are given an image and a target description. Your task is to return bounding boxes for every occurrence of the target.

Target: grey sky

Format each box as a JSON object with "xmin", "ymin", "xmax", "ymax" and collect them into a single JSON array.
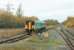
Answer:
[{"xmin": 0, "ymin": 0, "xmax": 74, "ymax": 22}]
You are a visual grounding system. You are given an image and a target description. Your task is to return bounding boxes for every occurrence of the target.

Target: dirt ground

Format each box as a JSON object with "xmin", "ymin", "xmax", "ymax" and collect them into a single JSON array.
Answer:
[{"xmin": 0, "ymin": 28, "xmax": 24, "ymax": 39}]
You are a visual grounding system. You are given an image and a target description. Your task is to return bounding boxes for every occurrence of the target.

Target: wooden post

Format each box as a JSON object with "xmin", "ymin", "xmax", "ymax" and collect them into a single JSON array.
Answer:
[{"xmin": 43, "ymin": 32, "xmax": 49, "ymax": 41}]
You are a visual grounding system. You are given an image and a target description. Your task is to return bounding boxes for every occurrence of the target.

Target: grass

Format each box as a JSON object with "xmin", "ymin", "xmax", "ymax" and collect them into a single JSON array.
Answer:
[
  {"xmin": 0, "ymin": 34, "xmax": 65, "ymax": 50},
  {"xmin": 0, "ymin": 29, "xmax": 65, "ymax": 50}
]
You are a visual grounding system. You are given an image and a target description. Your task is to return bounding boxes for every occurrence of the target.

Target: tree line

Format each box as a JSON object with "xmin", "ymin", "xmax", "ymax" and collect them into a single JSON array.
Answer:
[
  {"xmin": 0, "ymin": 4, "xmax": 59, "ymax": 28},
  {"xmin": 0, "ymin": 10, "xmax": 38, "ymax": 28}
]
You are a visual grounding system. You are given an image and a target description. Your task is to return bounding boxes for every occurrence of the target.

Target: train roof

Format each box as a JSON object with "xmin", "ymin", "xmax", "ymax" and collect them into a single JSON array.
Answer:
[{"xmin": 35, "ymin": 20, "xmax": 45, "ymax": 24}]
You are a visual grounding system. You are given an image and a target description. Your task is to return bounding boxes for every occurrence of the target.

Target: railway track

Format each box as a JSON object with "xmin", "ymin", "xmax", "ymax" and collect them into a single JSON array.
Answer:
[
  {"xmin": 0, "ymin": 24, "xmax": 73, "ymax": 50},
  {"xmin": 55, "ymin": 25, "xmax": 74, "ymax": 50},
  {"xmin": 61, "ymin": 29, "xmax": 74, "ymax": 50},
  {"xmin": 0, "ymin": 31, "xmax": 31, "ymax": 44}
]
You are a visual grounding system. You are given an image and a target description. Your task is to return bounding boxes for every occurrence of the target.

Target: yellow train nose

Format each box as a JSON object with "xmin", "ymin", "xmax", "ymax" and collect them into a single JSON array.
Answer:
[{"xmin": 28, "ymin": 22, "xmax": 32, "ymax": 30}]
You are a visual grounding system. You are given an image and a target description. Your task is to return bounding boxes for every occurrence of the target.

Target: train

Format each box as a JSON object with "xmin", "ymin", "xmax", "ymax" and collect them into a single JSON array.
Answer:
[{"xmin": 24, "ymin": 20, "xmax": 46, "ymax": 35}]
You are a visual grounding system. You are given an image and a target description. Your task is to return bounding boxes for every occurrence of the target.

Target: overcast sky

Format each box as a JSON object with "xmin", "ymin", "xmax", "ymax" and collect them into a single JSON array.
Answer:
[{"xmin": 0, "ymin": 0, "xmax": 74, "ymax": 22}]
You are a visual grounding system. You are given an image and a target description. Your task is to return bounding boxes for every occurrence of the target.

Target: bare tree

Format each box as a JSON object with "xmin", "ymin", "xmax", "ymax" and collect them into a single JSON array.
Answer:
[{"xmin": 16, "ymin": 4, "xmax": 23, "ymax": 17}]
